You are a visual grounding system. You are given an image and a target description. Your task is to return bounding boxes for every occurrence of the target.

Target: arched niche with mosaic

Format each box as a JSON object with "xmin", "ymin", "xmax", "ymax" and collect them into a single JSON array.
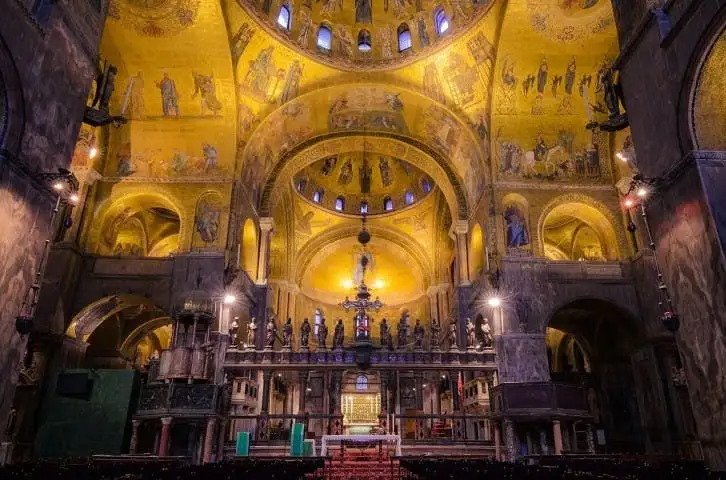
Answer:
[
  {"xmin": 193, "ymin": 192, "xmax": 225, "ymax": 250},
  {"xmin": 536, "ymin": 193, "xmax": 622, "ymax": 262},
  {"xmin": 501, "ymin": 193, "xmax": 531, "ymax": 256}
]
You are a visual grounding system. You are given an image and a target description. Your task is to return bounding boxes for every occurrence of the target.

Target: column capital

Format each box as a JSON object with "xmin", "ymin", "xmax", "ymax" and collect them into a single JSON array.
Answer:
[
  {"xmin": 161, "ymin": 416, "xmax": 173, "ymax": 425},
  {"xmin": 206, "ymin": 417, "xmax": 217, "ymax": 426},
  {"xmin": 449, "ymin": 220, "xmax": 469, "ymax": 239},
  {"xmin": 259, "ymin": 217, "xmax": 275, "ymax": 233},
  {"xmin": 426, "ymin": 286, "xmax": 440, "ymax": 297}
]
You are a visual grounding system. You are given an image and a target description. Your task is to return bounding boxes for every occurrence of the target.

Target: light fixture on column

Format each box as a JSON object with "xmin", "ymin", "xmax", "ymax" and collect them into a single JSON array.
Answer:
[
  {"xmin": 224, "ymin": 293, "xmax": 237, "ymax": 305},
  {"xmin": 487, "ymin": 297, "xmax": 502, "ymax": 308},
  {"xmin": 15, "ymin": 169, "xmax": 80, "ymax": 336},
  {"xmin": 623, "ymin": 175, "xmax": 680, "ymax": 333}
]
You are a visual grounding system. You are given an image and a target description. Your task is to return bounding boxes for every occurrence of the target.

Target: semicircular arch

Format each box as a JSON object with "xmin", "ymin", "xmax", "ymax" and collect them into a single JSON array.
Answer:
[
  {"xmin": 260, "ymin": 133, "xmax": 468, "ymax": 220},
  {"xmin": 66, "ymin": 294, "xmax": 165, "ymax": 342}
]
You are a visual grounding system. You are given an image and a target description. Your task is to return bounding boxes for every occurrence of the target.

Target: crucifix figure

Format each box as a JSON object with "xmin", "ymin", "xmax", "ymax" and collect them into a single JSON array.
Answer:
[{"xmin": 340, "ymin": 249, "xmax": 383, "ymax": 342}]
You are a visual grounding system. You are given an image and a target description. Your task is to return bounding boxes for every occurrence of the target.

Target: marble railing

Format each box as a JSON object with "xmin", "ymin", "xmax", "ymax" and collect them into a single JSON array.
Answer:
[
  {"xmin": 136, "ymin": 382, "xmax": 221, "ymax": 417},
  {"xmin": 224, "ymin": 347, "xmax": 497, "ymax": 369},
  {"xmin": 91, "ymin": 256, "xmax": 174, "ymax": 276},
  {"xmin": 545, "ymin": 261, "xmax": 629, "ymax": 282},
  {"xmin": 490, "ymin": 382, "xmax": 589, "ymax": 417}
]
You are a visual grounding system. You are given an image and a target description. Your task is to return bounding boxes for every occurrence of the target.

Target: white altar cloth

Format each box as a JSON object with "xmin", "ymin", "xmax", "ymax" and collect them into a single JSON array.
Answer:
[{"xmin": 319, "ymin": 434, "xmax": 402, "ymax": 457}]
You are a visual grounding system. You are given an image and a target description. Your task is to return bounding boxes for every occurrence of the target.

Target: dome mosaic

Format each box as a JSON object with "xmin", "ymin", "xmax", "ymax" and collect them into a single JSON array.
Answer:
[
  {"xmin": 237, "ymin": 0, "xmax": 496, "ymax": 70},
  {"xmin": 293, "ymin": 151, "xmax": 434, "ymax": 215}
]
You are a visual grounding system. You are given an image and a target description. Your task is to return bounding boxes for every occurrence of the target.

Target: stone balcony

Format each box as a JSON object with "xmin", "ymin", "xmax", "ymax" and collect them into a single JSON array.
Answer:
[{"xmin": 490, "ymin": 382, "xmax": 591, "ymax": 420}]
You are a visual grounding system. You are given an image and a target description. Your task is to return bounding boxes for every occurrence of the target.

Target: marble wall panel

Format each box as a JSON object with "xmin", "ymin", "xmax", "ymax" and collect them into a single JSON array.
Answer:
[{"xmin": 495, "ymin": 334, "xmax": 550, "ymax": 384}]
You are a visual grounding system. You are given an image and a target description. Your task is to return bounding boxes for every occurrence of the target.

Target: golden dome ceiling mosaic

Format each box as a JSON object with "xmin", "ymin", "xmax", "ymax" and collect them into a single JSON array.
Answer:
[
  {"xmin": 293, "ymin": 151, "xmax": 434, "ymax": 215},
  {"xmin": 238, "ymin": 0, "xmax": 496, "ymax": 70}
]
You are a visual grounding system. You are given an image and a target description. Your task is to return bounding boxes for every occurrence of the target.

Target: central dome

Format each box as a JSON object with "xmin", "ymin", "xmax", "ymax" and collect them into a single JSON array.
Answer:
[
  {"xmin": 238, "ymin": 0, "xmax": 496, "ymax": 70},
  {"xmin": 293, "ymin": 151, "xmax": 434, "ymax": 215}
]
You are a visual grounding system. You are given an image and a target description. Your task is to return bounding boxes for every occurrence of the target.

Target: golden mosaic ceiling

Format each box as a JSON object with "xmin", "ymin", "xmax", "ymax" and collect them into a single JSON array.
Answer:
[{"xmin": 292, "ymin": 151, "xmax": 434, "ymax": 215}]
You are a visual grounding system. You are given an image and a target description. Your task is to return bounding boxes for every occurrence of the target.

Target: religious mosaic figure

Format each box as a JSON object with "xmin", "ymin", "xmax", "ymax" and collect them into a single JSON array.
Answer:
[
  {"xmin": 338, "ymin": 159, "xmax": 353, "ymax": 185},
  {"xmin": 297, "ymin": 9, "xmax": 313, "ymax": 48},
  {"xmin": 333, "ymin": 319, "xmax": 345, "ymax": 349},
  {"xmin": 416, "ymin": 14, "xmax": 430, "ymax": 47},
  {"xmin": 380, "ymin": 318, "xmax": 391, "ymax": 348},
  {"xmin": 356, "ymin": 0, "xmax": 372, "ymax": 23},
  {"xmin": 430, "ymin": 318, "xmax": 441, "ymax": 350},
  {"xmin": 195, "ymin": 197, "xmax": 220, "ymax": 245},
  {"xmin": 228, "ymin": 316, "xmax": 240, "ymax": 347},
  {"xmin": 121, "ymin": 71, "xmax": 145, "ymax": 119},
  {"xmin": 300, "ymin": 318, "xmax": 312, "ymax": 348},
  {"xmin": 155, "ymin": 73, "xmax": 179, "ymax": 116},
  {"xmin": 448, "ymin": 319, "xmax": 458, "ymax": 351},
  {"xmin": 335, "ymin": 26, "xmax": 355, "ymax": 58},
  {"xmin": 318, "ymin": 317, "xmax": 329, "ymax": 349},
  {"xmin": 505, "ymin": 205, "xmax": 529, "ymax": 248},
  {"xmin": 192, "ymin": 72, "xmax": 223, "ymax": 116},
  {"xmin": 480, "ymin": 318, "xmax": 493, "ymax": 348},
  {"xmin": 265, "ymin": 317, "xmax": 277, "ymax": 349},
  {"xmin": 423, "ymin": 64, "xmax": 446, "ymax": 104},
  {"xmin": 466, "ymin": 318, "xmax": 476, "ymax": 350},
  {"xmin": 413, "ymin": 319, "xmax": 425, "ymax": 349},
  {"xmin": 379, "ymin": 157, "xmax": 393, "ymax": 186},
  {"xmin": 202, "ymin": 144, "xmax": 218, "ymax": 171},
  {"xmin": 359, "ymin": 158, "xmax": 372, "ymax": 194},
  {"xmin": 231, "ymin": 23, "xmax": 255, "ymax": 65},
  {"xmin": 280, "ymin": 60, "xmax": 303, "ymax": 105},
  {"xmin": 282, "ymin": 318, "xmax": 293, "ymax": 348},
  {"xmin": 380, "ymin": 27, "xmax": 393, "ymax": 59},
  {"xmin": 247, "ymin": 317, "xmax": 257, "ymax": 348}
]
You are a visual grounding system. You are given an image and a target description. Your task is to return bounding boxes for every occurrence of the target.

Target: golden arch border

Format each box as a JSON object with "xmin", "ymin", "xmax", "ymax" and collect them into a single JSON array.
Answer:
[{"xmin": 258, "ymin": 132, "xmax": 469, "ymax": 220}]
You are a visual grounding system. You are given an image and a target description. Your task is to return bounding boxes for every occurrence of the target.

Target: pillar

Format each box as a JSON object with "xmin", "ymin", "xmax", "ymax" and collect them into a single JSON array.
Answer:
[
  {"xmin": 159, "ymin": 417, "xmax": 173, "ymax": 457},
  {"xmin": 494, "ymin": 423, "xmax": 501, "ymax": 461},
  {"xmin": 129, "ymin": 419, "xmax": 141, "ymax": 454},
  {"xmin": 261, "ymin": 370, "xmax": 273, "ymax": 413},
  {"xmin": 427, "ymin": 286, "xmax": 440, "ymax": 323},
  {"xmin": 256, "ymin": 217, "xmax": 275, "ymax": 285},
  {"xmin": 503, "ymin": 419, "xmax": 517, "ymax": 461},
  {"xmin": 450, "ymin": 220, "xmax": 471, "ymax": 286},
  {"xmin": 414, "ymin": 372, "xmax": 424, "ymax": 410},
  {"xmin": 299, "ymin": 370, "xmax": 309, "ymax": 413},
  {"xmin": 449, "ymin": 370, "xmax": 461, "ymax": 412},
  {"xmin": 552, "ymin": 420, "xmax": 563, "ymax": 455},
  {"xmin": 540, "ymin": 428, "xmax": 549, "ymax": 455},
  {"xmin": 203, "ymin": 417, "xmax": 217, "ymax": 464}
]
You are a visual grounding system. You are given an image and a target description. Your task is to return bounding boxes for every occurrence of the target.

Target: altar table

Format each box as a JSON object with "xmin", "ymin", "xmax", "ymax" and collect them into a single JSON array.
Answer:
[{"xmin": 319, "ymin": 434, "xmax": 402, "ymax": 457}]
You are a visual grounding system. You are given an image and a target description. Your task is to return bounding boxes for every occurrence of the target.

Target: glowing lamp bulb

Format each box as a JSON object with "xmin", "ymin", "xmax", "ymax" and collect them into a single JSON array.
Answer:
[
  {"xmin": 487, "ymin": 297, "xmax": 502, "ymax": 308},
  {"xmin": 89, "ymin": 146, "xmax": 98, "ymax": 159},
  {"xmin": 224, "ymin": 294, "xmax": 236, "ymax": 304},
  {"xmin": 53, "ymin": 182, "xmax": 64, "ymax": 191},
  {"xmin": 342, "ymin": 279, "xmax": 354, "ymax": 289},
  {"xmin": 616, "ymin": 151, "xmax": 627, "ymax": 162},
  {"xmin": 636, "ymin": 187, "xmax": 648, "ymax": 199},
  {"xmin": 69, "ymin": 193, "xmax": 80, "ymax": 204},
  {"xmin": 624, "ymin": 198, "xmax": 634, "ymax": 208},
  {"xmin": 373, "ymin": 279, "xmax": 384, "ymax": 289}
]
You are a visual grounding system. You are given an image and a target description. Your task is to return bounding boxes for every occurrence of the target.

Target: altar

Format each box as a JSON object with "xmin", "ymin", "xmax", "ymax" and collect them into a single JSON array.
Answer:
[{"xmin": 319, "ymin": 434, "xmax": 402, "ymax": 457}]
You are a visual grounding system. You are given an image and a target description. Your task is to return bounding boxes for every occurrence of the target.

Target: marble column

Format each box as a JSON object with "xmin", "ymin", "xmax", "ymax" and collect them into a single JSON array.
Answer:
[
  {"xmin": 256, "ymin": 217, "xmax": 275, "ymax": 285},
  {"xmin": 503, "ymin": 419, "xmax": 517, "ymax": 461},
  {"xmin": 129, "ymin": 419, "xmax": 141, "ymax": 454},
  {"xmin": 414, "ymin": 372, "xmax": 424, "ymax": 410},
  {"xmin": 426, "ymin": 286, "xmax": 440, "ymax": 324},
  {"xmin": 158, "ymin": 417, "xmax": 173, "ymax": 457},
  {"xmin": 586, "ymin": 424, "xmax": 595, "ymax": 454},
  {"xmin": 202, "ymin": 417, "xmax": 216, "ymax": 463},
  {"xmin": 552, "ymin": 420, "xmax": 563, "ymax": 455},
  {"xmin": 449, "ymin": 370, "xmax": 461, "ymax": 411},
  {"xmin": 450, "ymin": 221, "xmax": 471, "ymax": 286},
  {"xmin": 539, "ymin": 428, "xmax": 549, "ymax": 455},
  {"xmin": 298, "ymin": 370, "xmax": 309, "ymax": 413},
  {"xmin": 261, "ymin": 371, "xmax": 273, "ymax": 413},
  {"xmin": 494, "ymin": 423, "xmax": 502, "ymax": 461}
]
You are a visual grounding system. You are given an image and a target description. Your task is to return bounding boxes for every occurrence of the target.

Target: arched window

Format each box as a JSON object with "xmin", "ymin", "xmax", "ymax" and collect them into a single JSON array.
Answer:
[
  {"xmin": 317, "ymin": 24, "xmax": 332, "ymax": 50},
  {"xmin": 434, "ymin": 8, "xmax": 449, "ymax": 36},
  {"xmin": 358, "ymin": 29, "xmax": 372, "ymax": 52},
  {"xmin": 397, "ymin": 24, "xmax": 412, "ymax": 52},
  {"xmin": 314, "ymin": 309, "xmax": 323, "ymax": 334},
  {"xmin": 277, "ymin": 4, "xmax": 291, "ymax": 30},
  {"xmin": 405, "ymin": 190, "xmax": 415, "ymax": 205},
  {"xmin": 360, "ymin": 201, "xmax": 369, "ymax": 214},
  {"xmin": 312, "ymin": 190, "xmax": 323, "ymax": 203},
  {"xmin": 383, "ymin": 197, "xmax": 394, "ymax": 211},
  {"xmin": 335, "ymin": 197, "xmax": 345, "ymax": 211},
  {"xmin": 421, "ymin": 178, "xmax": 432, "ymax": 193},
  {"xmin": 356, "ymin": 375, "xmax": 368, "ymax": 391}
]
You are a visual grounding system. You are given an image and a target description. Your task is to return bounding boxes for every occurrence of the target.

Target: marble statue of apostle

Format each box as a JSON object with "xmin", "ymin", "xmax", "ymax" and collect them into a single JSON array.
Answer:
[
  {"xmin": 318, "ymin": 317, "xmax": 329, "ymax": 349},
  {"xmin": 380, "ymin": 318, "xmax": 390, "ymax": 348},
  {"xmin": 397, "ymin": 316, "xmax": 408, "ymax": 347},
  {"xmin": 265, "ymin": 317, "xmax": 277, "ymax": 349},
  {"xmin": 282, "ymin": 318, "xmax": 293, "ymax": 347},
  {"xmin": 413, "ymin": 318, "xmax": 425, "ymax": 349},
  {"xmin": 228, "ymin": 316, "xmax": 240, "ymax": 347},
  {"xmin": 448, "ymin": 319, "xmax": 458, "ymax": 350},
  {"xmin": 246, "ymin": 317, "xmax": 257, "ymax": 347},
  {"xmin": 466, "ymin": 318, "xmax": 476, "ymax": 349},
  {"xmin": 430, "ymin": 319, "xmax": 441, "ymax": 350},
  {"xmin": 480, "ymin": 318, "xmax": 493, "ymax": 348},
  {"xmin": 300, "ymin": 318, "xmax": 312, "ymax": 347},
  {"xmin": 333, "ymin": 319, "xmax": 345, "ymax": 348}
]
